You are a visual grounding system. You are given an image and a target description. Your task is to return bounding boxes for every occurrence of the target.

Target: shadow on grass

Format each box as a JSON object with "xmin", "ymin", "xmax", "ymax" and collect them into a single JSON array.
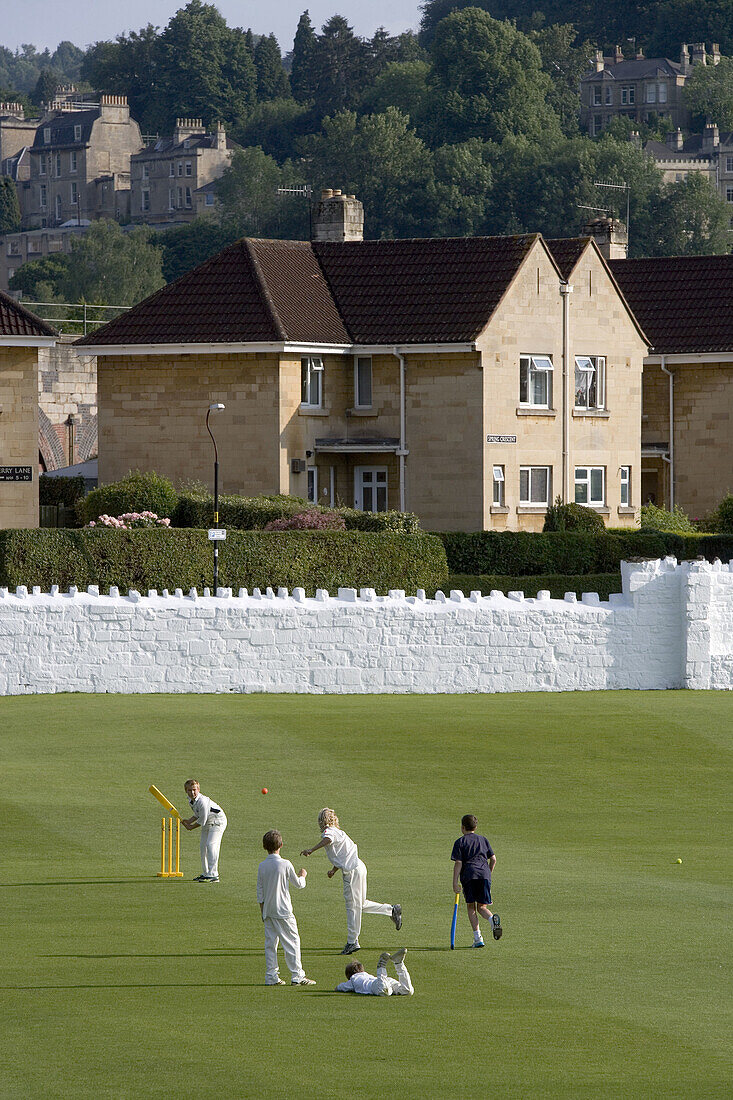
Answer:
[
  {"xmin": 7, "ymin": 982, "xmax": 266, "ymax": 990},
  {"xmin": 42, "ymin": 946, "xmax": 461, "ymax": 959},
  {"xmin": 3, "ymin": 879, "xmax": 156, "ymax": 887}
]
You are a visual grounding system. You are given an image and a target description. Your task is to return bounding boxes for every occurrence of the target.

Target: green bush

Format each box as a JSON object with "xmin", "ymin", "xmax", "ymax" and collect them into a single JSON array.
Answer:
[
  {"xmin": 640, "ymin": 502, "xmax": 697, "ymax": 533},
  {"xmin": 39, "ymin": 475, "xmax": 86, "ymax": 508},
  {"xmin": 80, "ymin": 471, "xmax": 178, "ymax": 526},
  {"xmin": 173, "ymin": 489, "xmax": 419, "ymax": 532},
  {"xmin": 441, "ymin": 573, "xmax": 623, "ymax": 601},
  {"xmin": 716, "ymin": 494, "xmax": 733, "ymax": 533},
  {"xmin": 0, "ymin": 529, "xmax": 448, "ymax": 594},
  {"xmin": 543, "ymin": 498, "xmax": 606, "ymax": 533},
  {"xmin": 437, "ymin": 530, "xmax": 733, "ymax": 576}
]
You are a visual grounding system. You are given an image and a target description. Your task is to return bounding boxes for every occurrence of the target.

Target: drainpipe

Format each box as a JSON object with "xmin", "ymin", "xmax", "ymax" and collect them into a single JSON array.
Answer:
[
  {"xmin": 393, "ymin": 347, "xmax": 407, "ymax": 511},
  {"xmin": 660, "ymin": 355, "xmax": 674, "ymax": 509},
  {"xmin": 560, "ymin": 282, "xmax": 573, "ymax": 502}
]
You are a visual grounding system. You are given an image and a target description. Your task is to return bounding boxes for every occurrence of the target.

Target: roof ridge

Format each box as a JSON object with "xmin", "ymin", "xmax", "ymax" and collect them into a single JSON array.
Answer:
[{"xmin": 243, "ymin": 239, "xmax": 287, "ymax": 341}]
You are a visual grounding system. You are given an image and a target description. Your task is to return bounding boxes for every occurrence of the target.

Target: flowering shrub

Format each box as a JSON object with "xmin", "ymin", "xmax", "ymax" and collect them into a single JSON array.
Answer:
[
  {"xmin": 87, "ymin": 512, "xmax": 171, "ymax": 530},
  {"xmin": 264, "ymin": 510, "xmax": 346, "ymax": 531}
]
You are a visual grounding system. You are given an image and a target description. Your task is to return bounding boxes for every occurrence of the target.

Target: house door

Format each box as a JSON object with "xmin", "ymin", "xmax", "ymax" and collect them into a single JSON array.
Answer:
[{"xmin": 354, "ymin": 466, "xmax": 388, "ymax": 512}]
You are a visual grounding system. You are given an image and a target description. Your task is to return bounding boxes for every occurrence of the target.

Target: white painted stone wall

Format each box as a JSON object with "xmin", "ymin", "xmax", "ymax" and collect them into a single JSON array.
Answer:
[{"xmin": 0, "ymin": 559, "xmax": 731, "ymax": 695}]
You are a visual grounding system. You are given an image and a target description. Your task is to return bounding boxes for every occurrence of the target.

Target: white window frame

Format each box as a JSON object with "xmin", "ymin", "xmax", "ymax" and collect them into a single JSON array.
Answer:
[
  {"xmin": 43, "ymin": 127, "xmax": 51, "ymax": 144},
  {"xmin": 205, "ymin": 191, "xmax": 215, "ymax": 206},
  {"xmin": 519, "ymin": 466, "xmax": 550, "ymax": 506},
  {"xmin": 185, "ymin": 161, "xmax": 192, "ymax": 176},
  {"xmin": 169, "ymin": 162, "xmax": 175, "ymax": 177},
  {"xmin": 726, "ymin": 156, "xmax": 733, "ymax": 173},
  {"xmin": 605, "ymin": 86, "xmax": 613, "ymax": 105},
  {"xmin": 177, "ymin": 161, "xmax": 183, "ymax": 176},
  {"xmin": 593, "ymin": 87, "xmax": 602, "ymax": 106},
  {"xmin": 727, "ymin": 186, "xmax": 733, "ymax": 203},
  {"xmin": 70, "ymin": 151, "xmax": 77, "ymax": 173},
  {"xmin": 307, "ymin": 466, "xmax": 318, "ymax": 504},
  {"xmin": 168, "ymin": 188, "xmax": 176, "ymax": 211},
  {"xmin": 646, "ymin": 84, "xmax": 656, "ymax": 103},
  {"xmin": 574, "ymin": 355, "xmax": 605, "ymax": 409},
  {"xmin": 141, "ymin": 189, "xmax": 150, "ymax": 213},
  {"xmin": 74, "ymin": 124, "xmax": 82, "ymax": 142},
  {"xmin": 55, "ymin": 153, "xmax": 61, "ymax": 177},
  {"xmin": 519, "ymin": 354, "xmax": 553, "ymax": 408},
  {"xmin": 55, "ymin": 194, "xmax": 62, "ymax": 220},
  {"xmin": 492, "ymin": 465, "xmax": 505, "ymax": 506},
  {"xmin": 39, "ymin": 184, "xmax": 47, "ymax": 208},
  {"xmin": 39, "ymin": 156, "xmax": 46, "ymax": 177},
  {"xmin": 620, "ymin": 465, "xmax": 631, "ymax": 506},
  {"xmin": 354, "ymin": 355, "xmax": 373, "ymax": 408},
  {"xmin": 354, "ymin": 466, "xmax": 388, "ymax": 512},
  {"xmin": 70, "ymin": 182, "xmax": 77, "ymax": 205},
  {"xmin": 300, "ymin": 356, "xmax": 323, "ymax": 408},
  {"xmin": 621, "ymin": 86, "xmax": 635, "ymax": 105},
  {"xmin": 142, "ymin": 163, "xmax": 149, "ymax": 179},
  {"xmin": 658, "ymin": 83, "xmax": 667, "ymax": 103},
  {"xmin": 575, "ymin": 466, "xmax": 605, "ymax": 507},
  {"xmin": 184, "ymin": 186, "xmax": 192, "ymax": 208}
]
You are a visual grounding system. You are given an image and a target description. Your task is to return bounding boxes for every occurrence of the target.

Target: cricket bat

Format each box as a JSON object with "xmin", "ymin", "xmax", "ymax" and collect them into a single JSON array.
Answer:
[
  {"xmin": 450, "ymin": 892, "xmax": 460, "ymax": 949},
  {"xmin": 149, "ymin": 784, "xmax": 181, "ymax": 819}
]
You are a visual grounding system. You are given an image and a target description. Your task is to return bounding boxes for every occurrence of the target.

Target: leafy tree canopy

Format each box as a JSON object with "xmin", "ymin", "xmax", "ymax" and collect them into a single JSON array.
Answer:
[
  {"xmin": 0, "ymin": 175, "xmax": 21, "ymax": 234},
  {"xmin": 647, "ymin": 172, "xmax": 731, "ymax": 256},
  {"xmin": 216, "ymin": 146, "xmax": 307, "ymax": 239},
  {"xmin": 683, "ymin": 55, "xmax": 733, "ymax": 129},
  {"xmin": 159, "ymin": 218, "xmax": 237, "ymax": 282},
  {"xmin": 8, "ymin": 254, "xmax": 70, "ymax": 299},
  {"xmin": 60, "ymin": 220, "xmax": 164, "ymax": 304}
]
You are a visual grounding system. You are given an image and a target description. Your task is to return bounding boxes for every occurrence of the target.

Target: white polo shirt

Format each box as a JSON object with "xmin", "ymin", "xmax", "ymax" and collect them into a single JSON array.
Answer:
[
  {"xmin": 323, "ymin": 826, "xmax": 359, "ymax": 871},
  {"xmin": 188, "ymin": 792, "xmax": 223, "ymax": 827},
  {"xmin": 257, "ymin": 852, "xmax": 306, "ymax": 919}
]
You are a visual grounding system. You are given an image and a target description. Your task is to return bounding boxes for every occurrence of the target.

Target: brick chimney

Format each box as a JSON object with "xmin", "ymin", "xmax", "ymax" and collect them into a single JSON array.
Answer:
[
  {"xmin": 585, "ymin": 216, "xmax": 628, "ymax": 261},
  {"xmin": 214, "ymin": 121, "xmax": 226, "ymax": 151},
  {"xmin": 702, "ymin": 123, "xmax": 720, "ymax": 152},
  {"xmin": 312, "ymin": 189, "xmax": 364, "ymax": 243},
  {"xmin": 99, "ymin": 94, "xmax": 130, "ymax": 123},
  {"xmin": 614, "ymin": 45, "xmax": 623, "ymax": 64},
  {"xmin": 691, "ymin": 43, "xmax": 707, "ymax": 66},
  {"xmin": 594, "ymin": 50, "xmax": 604, "ymax": 73},
  {"xmin": 680, "ymin": 44, "xmax": 690, "ymax": 74},
  {"xmin": 667, "ymin": 128, "xmax": 684, "ymax": 151}
]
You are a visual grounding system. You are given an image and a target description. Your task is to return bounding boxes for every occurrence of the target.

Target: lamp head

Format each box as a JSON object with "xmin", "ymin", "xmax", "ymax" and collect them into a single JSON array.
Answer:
[{"xmin": 208, "ymin": 403, "xmax": 226, "ymax": 412}]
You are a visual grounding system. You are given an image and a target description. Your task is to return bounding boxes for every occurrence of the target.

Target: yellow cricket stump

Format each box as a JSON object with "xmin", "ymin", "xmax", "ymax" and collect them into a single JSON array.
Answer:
[{"xmin": 157, "ymin": 814, "xmax": 183, "ymax": 878}]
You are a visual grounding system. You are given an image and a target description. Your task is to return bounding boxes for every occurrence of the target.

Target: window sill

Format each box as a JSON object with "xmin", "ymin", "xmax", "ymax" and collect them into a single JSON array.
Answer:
[
  {"xmin": 516, "ymin": 505, "xmax": 548, "ymax": 514},
  {"xmin": 298, "ymin": 406, "xmax": 330, "ymax": 416},
  {"xmin": 347, "ymin": 408, "xmax": 378, "ymax": 417},
  {"xmin": 617, "ymin": 505, "xmax": 636, "ymax": 515},
  {"xmin": 579, "ymin": 505, "xmax": 610, "ymax": 514},
  {"xmin": 572, "ymin": 408, "xmax": 610, "ymax": 418},
  {"xmin": 516, "ymin": 407, "xmax": 556, "ymax": 417},
  {"xmin": 490, "ymin": 505, "xmax": 509, "ymax": 514}
]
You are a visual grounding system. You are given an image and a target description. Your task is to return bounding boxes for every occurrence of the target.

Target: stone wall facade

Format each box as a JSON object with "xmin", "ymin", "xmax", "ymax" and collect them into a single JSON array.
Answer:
[
  {"xmin": 38, "ymin": 336, "xmax": 97, "ymax": 470},
  {"xmin": 0, "ymin": 558, "xmax": 730, "ymax": 695},
  {"xmin": 0, "ymin": 346, "xmax": 39, "ymax": 527}
]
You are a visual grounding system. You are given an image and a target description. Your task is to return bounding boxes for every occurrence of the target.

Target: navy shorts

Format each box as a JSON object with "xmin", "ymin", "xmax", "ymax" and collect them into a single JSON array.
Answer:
[{"xmin": 462, "ymin": 878, "xmax": 492, "ymax": 905}]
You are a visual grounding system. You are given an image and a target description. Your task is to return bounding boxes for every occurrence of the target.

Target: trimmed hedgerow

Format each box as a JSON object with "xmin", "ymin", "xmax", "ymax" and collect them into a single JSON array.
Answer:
[
  {"xmin": 79, "ymin": 471, "xmax": 178, "ymax": 526},
  {"xmin": 173, "ymin": 489, "xmax": 419, "ymax": 533},
  {"xmin": 437, "ymin": 530, "xmax": 733, "ymax": 577},
  {"xmin": 543, "ymin": 499, "xmax": 606, "ymax": 533},
  {"xmin": 0, "ymin": 528, "xmax": 447, "ymax": 594}
]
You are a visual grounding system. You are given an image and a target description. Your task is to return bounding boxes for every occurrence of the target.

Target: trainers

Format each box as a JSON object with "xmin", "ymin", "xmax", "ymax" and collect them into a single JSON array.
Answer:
[
  {"xmin": 492, "ymin": 914, "xmax": 502, "ymax": 940},
  {"xmin": 266, "ymin": 978, "xmax": 286, "ymax": 986},
  {"xmin": 193, "ymin": 875, "xmax": 208, "ymax": 882},
  {"xmin": 340, "ymin": 942, "xmax": 361, "ymax": 955},
  {"xmin": 292, "ymin": 977, "xmax": 316, "ymax": 986},
  {"xmin": 390, "ymin": 947, "xmax": 407, "ymax": 966},
  {"xmin": 473, "ymin": 939, "xmax": 485, "ymax": 948},
  {"xmin": 391, "ymin": 904, "xmax": 402, "ymax": 931},
  {"xmin": 208, "ymin": 876, "xmax": 219, "ymax": 883},
  {"xmin": 377, "ymin": 952, "xmax": 391, "ymax": 969}
]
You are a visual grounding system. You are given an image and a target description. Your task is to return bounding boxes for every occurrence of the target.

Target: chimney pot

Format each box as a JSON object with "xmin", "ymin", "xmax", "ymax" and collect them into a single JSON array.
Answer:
[{"xmin": 312, "ymin": 188, "xmax": 364, "ymax": 243}]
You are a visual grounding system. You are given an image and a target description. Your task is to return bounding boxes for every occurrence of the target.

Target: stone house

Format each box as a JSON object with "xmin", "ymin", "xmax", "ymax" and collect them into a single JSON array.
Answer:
[
  {"xmin": 0, "ymin": 102, "xmax": 38, "ymax": 181},
  {"xmin": 642, "ymin": 125, "xmax": 733, "ymax": 236},
  {"xmin": 18, "ymin": 95, "xmax": 143, "ymax": 230},
  {"xmin": 609, "ymin": 255, "xmax": 733, "ymax": 519},
  {"xmin": 581, "ymin": 43, "xmax": 719, "ymax": 137},
  {"xmin": 0, "ymin": 290, "xmax": 57, "ymax": 528},
  {"xmin": 76, "ymin": 191, "xmax": 647, "ymax": 532},
  {"xmin": 130, "ymin": 120, "xmax": 235, "ymax": 226}
]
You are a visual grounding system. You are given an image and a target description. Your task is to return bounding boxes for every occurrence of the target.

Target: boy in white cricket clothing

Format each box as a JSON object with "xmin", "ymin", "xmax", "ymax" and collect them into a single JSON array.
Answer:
[
  {"xmin": 301, "ymin": 808, "xmax": 401, "ymax": 955},
  {"xmin": 181, "ymin": 779, "xmax": 227, "ymax": 882},
  {"xmin": 336, "ymin": 949, "xmax": 413, "ymax": 996},
  {"xmin": 257, "ymin": 830, "xmax": 315, "ymax": 986}
]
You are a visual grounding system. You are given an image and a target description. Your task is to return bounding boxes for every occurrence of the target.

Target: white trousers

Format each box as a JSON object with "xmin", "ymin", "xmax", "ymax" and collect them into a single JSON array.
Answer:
[
  {"xmin": 200, "ymin": 813, "xmax": 227, "ymax": 876},
  {"xmin": 263, "ymin": 914, "xmax": 305, "ymax": 983},
  {"xmin": 342, "ymin": 859, "xmax": 393, "ymax": 943},
  {"xmin": 368, "ymin": 963, "xmax": 414, "ymax": 996}
]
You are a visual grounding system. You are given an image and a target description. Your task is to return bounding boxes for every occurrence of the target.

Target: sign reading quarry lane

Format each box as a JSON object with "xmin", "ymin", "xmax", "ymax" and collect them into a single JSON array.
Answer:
[{"xmin": 0, "ymin": 466, "xmax": 33, "ymax": 481}]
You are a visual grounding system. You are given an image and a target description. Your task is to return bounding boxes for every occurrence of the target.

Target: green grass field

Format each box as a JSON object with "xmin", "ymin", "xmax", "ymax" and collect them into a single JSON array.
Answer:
[{"xmin": 3, "ymin": 692, "xmax": 731, "ymax": 1099}]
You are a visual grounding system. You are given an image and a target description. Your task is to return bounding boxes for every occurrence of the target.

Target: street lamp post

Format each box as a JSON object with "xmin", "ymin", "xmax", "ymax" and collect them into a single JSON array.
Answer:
[{"xmin": 206, "ymin": 403, "xmax": 225, "ymax": 593}]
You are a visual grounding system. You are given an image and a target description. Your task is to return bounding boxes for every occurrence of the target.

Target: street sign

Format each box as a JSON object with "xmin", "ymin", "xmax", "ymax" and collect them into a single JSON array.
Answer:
[
  {"xmin": 486, "ymin": 435, "xmax": 517, "ymax": 444},
  {"xmin": 208, "ymin": 529, "xmax": 227, "ymax": 541},
  {"xmin": 0, "ymin": 466, "xmax": 33, "ymax": 481}
]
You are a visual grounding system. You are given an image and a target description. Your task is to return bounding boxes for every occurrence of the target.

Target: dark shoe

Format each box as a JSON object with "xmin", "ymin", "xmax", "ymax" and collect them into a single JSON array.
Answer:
[
  {"xmin": 193, "ymin": 875, "xmax": 208, "ymax": 882},
  {"xmin": 391, "ymin": 904, "xmax": 402, "ymax": 931},
  {"xmin": 492, "ymin": 914, "xmax": 502, "ymax": 940},
  {"xmin": 340, "ymin": 942, "xmax": 361, "ymax": 954}
]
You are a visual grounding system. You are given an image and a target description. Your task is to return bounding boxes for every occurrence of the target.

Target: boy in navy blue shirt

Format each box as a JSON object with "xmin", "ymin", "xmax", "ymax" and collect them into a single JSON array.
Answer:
[{"xmin": 451, "ymin": 814, "xmax": 502, "ymax": 947}]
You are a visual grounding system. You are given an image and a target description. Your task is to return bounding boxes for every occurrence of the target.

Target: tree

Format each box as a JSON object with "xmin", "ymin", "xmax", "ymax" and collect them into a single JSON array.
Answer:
[
  {"xmin": 81, "ymin": 26, "xmax": 162, "ymax": 134},
  {"xmin": 160, "ymin": 218, "xmax": 237, "ymax": 283},
  {"xmin": 32, "ymin": 68, "xmax": 61, "ymax": 108},
  {"xmin": 59, "ymin": 220, "xmax": 164, "ymax": 304},
  {"xmin": 0, "ymin": 176, "xmax": 21, "ymax": 234},
  {"xmin": 232, "ymin": 97, "xmax": 313, "ymax": 163},
  {"xmin": 684, "ymin": 56, "xmax": 733, "ymax": 129},
  {"xmin": 360, "ymin": 60, "xmax": 430, "ymax": 131},
  {"xmin": 216, "ymin": 146, "xmax": 307, "ymax": 239},
  {"xmin": 254, "ymin": 33, "xmax": 290, "ymax": 101},
  {"xmin": 8, "ymin": 254, "xmax": 70, "ymax": 299},
  {"xmin": 431, "ymin": 139, "xmax": 494, "ymax": 236},
  {"xmin": 648, "ymin": 172, "xmax": 731, "ymax": 255},
  {"xmin": 529, "ymin": 23, "xmax": 594, "ymax": 137},
  {"xmin": 50, "ymin": 41, "xmax": 84, "ymax": 82},
  {"xmin": 649, "ymin": 1, "xmax": 733, "ymax": 59},
  {"xmin": 311, "ymin": 16, "xmax": 368, "ymax": 117},
  {"xmin": 290, "ymin": 11, "xmax": 318, "ymax": 103},
  {"xmin": 426, "ymin": 9, "xmax": 562, "ymax": 147}
]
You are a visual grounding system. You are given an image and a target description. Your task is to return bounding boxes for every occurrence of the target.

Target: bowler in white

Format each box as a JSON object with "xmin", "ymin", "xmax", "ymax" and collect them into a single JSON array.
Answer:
[
  {"xmin": 257, "ymin": 829, "xmax": 315, "ymax": 986},
  {"xmin": 181, "ymin": 779, "xmax": 227, "ymax": 882}
]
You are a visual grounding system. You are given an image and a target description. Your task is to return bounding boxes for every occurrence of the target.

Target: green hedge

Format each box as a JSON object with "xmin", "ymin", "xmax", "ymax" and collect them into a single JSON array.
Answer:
[
  {"xmin": 173, "ymin": 490, "xmax": 419, "ymax": 533},
  {"xmin": 39, "ymin": 475, "xmax": 86, "ymax": 508},
  {"xmin": 441, "ymin": 573, "xmax": 623, "ymax": 601},
  {"xmin": 0, "ymin": 529, "xmax": 447, "ymax": 593},
  {"xmin": 80, "ymin": 471, "xmax": 178, "ymax": 525},
  {"xmin": 437, "ymin": 531, "xmax": 733, "ymax": 576}
]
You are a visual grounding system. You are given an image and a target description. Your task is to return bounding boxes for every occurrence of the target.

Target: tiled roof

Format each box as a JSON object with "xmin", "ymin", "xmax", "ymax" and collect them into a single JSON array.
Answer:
[
  {"xmin": 0, "ymin": 289, "xmax": 56, "ymax": 338},
  {"xmin": 32, "ymin": 110, "xmax": 97, "ymax": 149},
  {"xmin": 78, "ymin": 234, "xmax": 542, "ymax": 348},
  {"xmin": 545, "ymin": 238, "xmax": 591, "ymax": 280},
  {"xmin": 314, "ymin": 235, "xmax": 539, "ymax": 344},
  {"xmin": 584, "ymin": 58, "xmax": 680, "ymax": 82},
  {"xmin": 610, "ymin": 255, "xmax": 733, "ymax": 354}
]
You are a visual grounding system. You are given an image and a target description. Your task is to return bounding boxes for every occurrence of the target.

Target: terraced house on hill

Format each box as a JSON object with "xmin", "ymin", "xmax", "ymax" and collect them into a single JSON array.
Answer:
[
  {"xmin": 76, "ymin": 191, "xmax": 648, "ymax": 531},
  {"xmin": 0, "ymin": 291, "xmax": 57, "ymax": 528}
]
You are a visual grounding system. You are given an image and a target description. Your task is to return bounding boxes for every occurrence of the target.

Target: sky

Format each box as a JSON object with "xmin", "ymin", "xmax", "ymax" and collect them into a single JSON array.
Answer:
[{"xmin": 3, "ymin": 1, "xmax": 424, "ymax": 56}]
